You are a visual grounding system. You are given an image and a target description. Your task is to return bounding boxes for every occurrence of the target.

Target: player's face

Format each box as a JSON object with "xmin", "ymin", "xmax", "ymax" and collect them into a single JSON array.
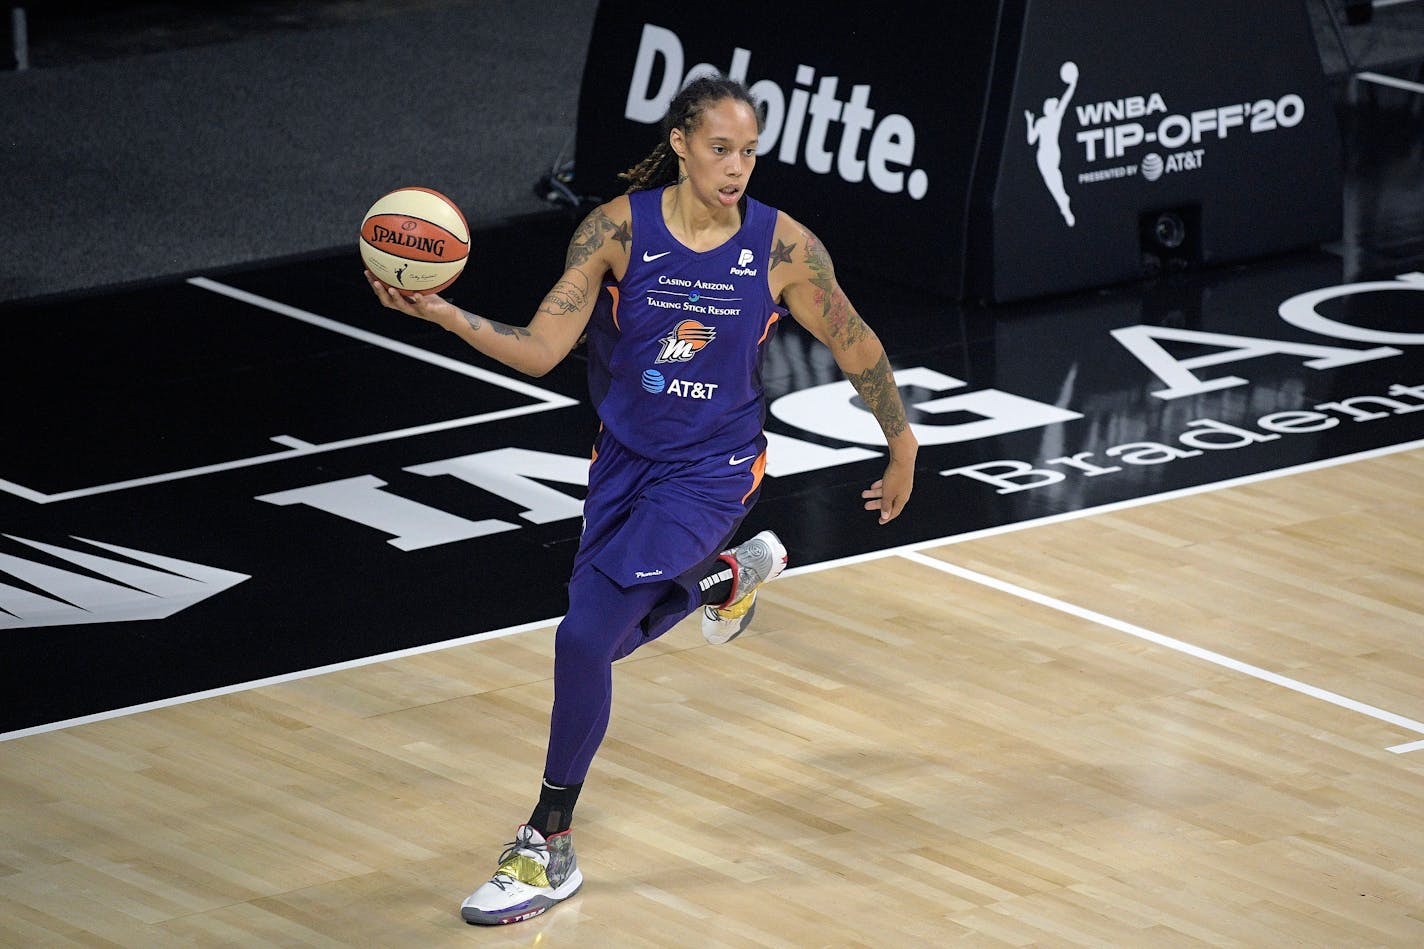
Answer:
[{"xmin": 674, "ymin": 98, "xmax": 759, "ymax": 209}]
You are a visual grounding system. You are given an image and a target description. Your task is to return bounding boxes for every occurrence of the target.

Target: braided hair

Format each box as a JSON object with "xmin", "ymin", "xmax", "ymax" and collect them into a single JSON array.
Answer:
[{"xmin": 618, "ymin": 74, "xmax": 764, "ymax": 193}]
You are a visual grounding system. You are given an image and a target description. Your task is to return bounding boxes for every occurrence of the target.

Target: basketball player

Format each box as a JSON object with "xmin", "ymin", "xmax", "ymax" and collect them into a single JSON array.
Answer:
[{"xmin": 366, "ymin": 74, "xmax": 917, "ymax": 926}]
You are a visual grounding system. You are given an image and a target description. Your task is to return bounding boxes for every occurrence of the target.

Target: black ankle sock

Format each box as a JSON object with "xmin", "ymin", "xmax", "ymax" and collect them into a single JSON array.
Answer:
[
  {"xmin": 698, "ymin": 561, "xmax": 735, "ymax": 606},
  {"xmin": 529, "ymin": 778, "xmax": 582, "ymax": 836}
]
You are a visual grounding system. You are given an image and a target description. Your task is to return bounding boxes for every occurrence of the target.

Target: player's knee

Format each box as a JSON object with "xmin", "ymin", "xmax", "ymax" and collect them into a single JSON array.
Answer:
[{"xmin": 554, "ymin": 614, "xmax": 610, "ymax": 667}]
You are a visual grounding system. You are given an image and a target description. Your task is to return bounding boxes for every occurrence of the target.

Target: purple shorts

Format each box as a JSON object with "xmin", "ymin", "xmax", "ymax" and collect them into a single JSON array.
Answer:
[{"xmin": 573, "ymin": 428, "xmax": 767, "ymax": 597}]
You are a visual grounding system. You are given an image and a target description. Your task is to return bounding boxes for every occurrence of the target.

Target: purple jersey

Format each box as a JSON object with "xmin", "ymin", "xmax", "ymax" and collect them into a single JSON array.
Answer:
[{"xmin": 584, "ymin": 186, "xmax": 785, "ymax": 461}]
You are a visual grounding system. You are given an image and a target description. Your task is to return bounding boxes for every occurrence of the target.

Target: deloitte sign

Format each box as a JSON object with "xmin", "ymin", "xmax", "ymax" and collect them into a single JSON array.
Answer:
[
  {"xmin": 572, "ymin": 0, "xmax": 1001, "ymax": 298},
  {"xmin": 622, "ymin": 24, "xmax": 931, "ymax": 201}
]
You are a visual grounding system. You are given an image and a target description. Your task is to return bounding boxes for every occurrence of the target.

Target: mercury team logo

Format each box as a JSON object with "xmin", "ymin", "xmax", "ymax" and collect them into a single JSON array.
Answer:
[{"xmin": 655, "ymin": 320, "xmax": 716, "ymax": 363}]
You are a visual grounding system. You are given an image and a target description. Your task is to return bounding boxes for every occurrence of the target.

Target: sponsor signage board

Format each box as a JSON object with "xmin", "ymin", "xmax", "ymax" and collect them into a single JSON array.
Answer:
[
  {"xmin": 574, "ymin": 0, "xmax": 1342, "ymax": 304},
  {"xmin": 974, "ymin": 0, "xmax": 1343, "ymax": 301},
  {"xmin": 571, "ymin": 0, "xmax": 1002, "ymax": 298}
]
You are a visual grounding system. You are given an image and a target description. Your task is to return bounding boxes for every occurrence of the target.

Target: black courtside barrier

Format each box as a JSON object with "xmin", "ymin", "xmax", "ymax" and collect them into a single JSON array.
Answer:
[
  {"xmin": 968, "ymin": 0, "xmax": 1343, "ymax": 303},
  {"xmin": 573, "ymin": 1, "xmax": 1342, "ymax": 305}
]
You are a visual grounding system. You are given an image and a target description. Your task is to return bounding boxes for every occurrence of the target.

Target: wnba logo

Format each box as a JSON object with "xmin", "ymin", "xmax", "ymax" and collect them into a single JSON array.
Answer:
[
  {"xmin": 1025, "ymin": 60, "xmax": 1079, "ymax": 227},
  {"xmin": 655, "ymin": 320, "xmax": 716, "ymax": 363}
]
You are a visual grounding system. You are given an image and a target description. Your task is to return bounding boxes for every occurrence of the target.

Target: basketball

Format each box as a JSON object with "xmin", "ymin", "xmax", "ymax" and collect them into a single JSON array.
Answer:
[{"xmin": 359, "ymin": 186, "xmax": 470, "ymax": 294}]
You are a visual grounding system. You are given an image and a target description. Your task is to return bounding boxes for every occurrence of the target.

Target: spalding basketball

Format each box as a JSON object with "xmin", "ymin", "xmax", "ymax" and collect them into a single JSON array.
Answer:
[{"xmin": 359, "ymin": 186, "xmax": 470, "ymax": 293}]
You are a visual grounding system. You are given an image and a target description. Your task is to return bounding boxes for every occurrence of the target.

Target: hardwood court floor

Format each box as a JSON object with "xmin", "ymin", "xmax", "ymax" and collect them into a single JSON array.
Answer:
[{"xmin": 2, "ymin": 449, "xmax": 1422, "ymax": 946}]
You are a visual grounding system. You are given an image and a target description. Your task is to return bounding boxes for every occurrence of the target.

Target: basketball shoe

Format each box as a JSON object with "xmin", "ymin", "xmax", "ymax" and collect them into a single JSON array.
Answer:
[
  {"xmin": 460, "ymin": 825, "xmax": 582, "ymax": 926},
  {"xmin": 701, "ymin": 529, "xmax": 788, "ymax": 645}
]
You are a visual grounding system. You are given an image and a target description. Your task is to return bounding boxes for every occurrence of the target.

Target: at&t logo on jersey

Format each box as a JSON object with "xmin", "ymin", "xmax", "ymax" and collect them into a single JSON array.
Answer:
[
  {"xmin": 665, "ymin": 379, "xmax": 719, "ymax": 399},
  {"xmin": 655, "ymin": 320, "xmax": 716, "ymax": 363},
  {"xmin": 641, "ymin": 373, "xmax": 720, "ymax": 400}
]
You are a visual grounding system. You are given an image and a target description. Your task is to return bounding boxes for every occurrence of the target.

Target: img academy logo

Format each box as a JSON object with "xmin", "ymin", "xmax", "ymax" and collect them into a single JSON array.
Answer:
[
  {"xmin": 0, "ymin": 535, "xmax": 249, "ymax": 629},
  {"xmin": 1028, "ymin": 59, "xmax": 1309, "ymax": 226}
]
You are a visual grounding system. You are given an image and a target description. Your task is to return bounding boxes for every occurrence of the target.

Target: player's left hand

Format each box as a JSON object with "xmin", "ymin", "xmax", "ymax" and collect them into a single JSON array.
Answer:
[{"xmin": 862, "ymin": 456, "xmax": 914, "ymax": 525}]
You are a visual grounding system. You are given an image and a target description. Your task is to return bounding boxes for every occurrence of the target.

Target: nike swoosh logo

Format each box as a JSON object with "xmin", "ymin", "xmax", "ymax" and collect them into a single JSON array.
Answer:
[
  {"xmin": 729, "ymin": 453, "xmax": 756, "ymax": 466},
  {"xmin": 643, "ymin": 250, "xmax": 672, "ymax": 262}
]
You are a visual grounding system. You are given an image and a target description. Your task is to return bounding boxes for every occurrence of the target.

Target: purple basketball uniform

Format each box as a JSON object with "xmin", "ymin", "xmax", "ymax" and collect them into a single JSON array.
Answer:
[{"xmin": 575, "ymin": 186, "xmax": 786, "ymax": 592}]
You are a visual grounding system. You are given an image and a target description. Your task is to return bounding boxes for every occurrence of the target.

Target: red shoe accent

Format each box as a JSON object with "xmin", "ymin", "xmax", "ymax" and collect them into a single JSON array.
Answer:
[{"xmin": 715, "ymin": 552, "xmax": 740, "ymax": 609}]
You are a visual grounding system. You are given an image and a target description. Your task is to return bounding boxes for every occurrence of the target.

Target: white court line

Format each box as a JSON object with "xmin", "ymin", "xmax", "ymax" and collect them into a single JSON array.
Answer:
[
  {"xmin": 3, "ymin": 401, "xmax": 571, "ymax": 504},
  {"xmin": 0, "ymin": 279, "xmax": 578, "ymax": 504},
  {"xmin": 1357, "ymin": 71, "xmax": 1424, "ymax": 95},
  {"xmin": 4, "ymin": 437, "xmax": 1423, "ymax": 744},
  {"xmin": 188, "ymin": 278, "xmax": 566, "ymax": 401},
  {"xmin": 0, "ymin": 616, "xmax": 564, "ymax": 743},
  {"xmin": 899, "ymin": 550, "xmax": 1424, "ymax": 755},
  {"xmin": 789, "ymin": 436, "xmax": 1424, "ymax": 578}
]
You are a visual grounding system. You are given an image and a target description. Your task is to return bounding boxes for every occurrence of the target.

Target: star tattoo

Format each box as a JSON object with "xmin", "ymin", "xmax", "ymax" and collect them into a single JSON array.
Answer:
[
  {"xmin": 770, "ymin": 238, "xmax": 796, "ymax": 270},
  {"xmin": 610, "ymin": 219, "xmax": 632, "ymax": 254}
]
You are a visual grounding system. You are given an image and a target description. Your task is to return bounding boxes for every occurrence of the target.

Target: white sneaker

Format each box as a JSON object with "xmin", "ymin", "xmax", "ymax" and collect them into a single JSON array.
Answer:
[
  {"xmin": 701, "ymin": 530, "xmax": 788, "ymax": 645},
  {"xmin": 460, "ymin": 824, "xmax": 582, "ymax": 926}
]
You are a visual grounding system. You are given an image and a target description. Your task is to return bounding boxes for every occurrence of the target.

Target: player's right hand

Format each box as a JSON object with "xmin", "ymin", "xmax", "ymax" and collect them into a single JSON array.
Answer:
[{"xmin": 365, "ymin": 270, "xmax": 455, "ymax": 328}]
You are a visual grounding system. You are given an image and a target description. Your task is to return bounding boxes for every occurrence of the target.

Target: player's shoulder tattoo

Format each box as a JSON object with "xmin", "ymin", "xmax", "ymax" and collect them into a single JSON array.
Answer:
[
  {"xmin": 769, "ymin": 237, "xmax": 796, "ymax": 271},
  {"xmin": 566, "ymin": 202, "xmax": 630, "ymax": 269}
]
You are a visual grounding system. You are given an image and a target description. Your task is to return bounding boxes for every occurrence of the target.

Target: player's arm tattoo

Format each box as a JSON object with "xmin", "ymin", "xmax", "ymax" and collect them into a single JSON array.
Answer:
[
  {"xmin": 802, "ymin": 227, "xmax": 869, "ymax": 349},
  {"xmin": 565, "ymin": 206, "xmax": 628, "ymax": 268},
  {"xmin": 769, "ymin": 238, "xmax": 795, "ymax": 271},
  {"xmin": 461, "ymin": 310, "xmax": 531, "ymax": 338},
  {"xmin": 610, "ymin": 219, "xmax": 632, "ymax": 254},
  {"xmin": 538, "ymin": 269, "xmax": 590, "ymax": 318},
  {"xmin": 565, "ymin": 207, "xmax": 607, "ymax": 268},
  {"xmin": 847, "ymin": 352, "xmax": 908, "ymax": 440}
]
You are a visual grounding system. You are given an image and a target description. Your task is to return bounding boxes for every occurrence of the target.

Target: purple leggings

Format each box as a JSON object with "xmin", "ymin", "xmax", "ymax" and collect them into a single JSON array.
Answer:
[
  {"xmin": 543, "ymin": 565, "xmax": 699, "ymax": 785},
  {"xmin": 542, "ymin": 431, "xmax": 762, "ymax": 785}
]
